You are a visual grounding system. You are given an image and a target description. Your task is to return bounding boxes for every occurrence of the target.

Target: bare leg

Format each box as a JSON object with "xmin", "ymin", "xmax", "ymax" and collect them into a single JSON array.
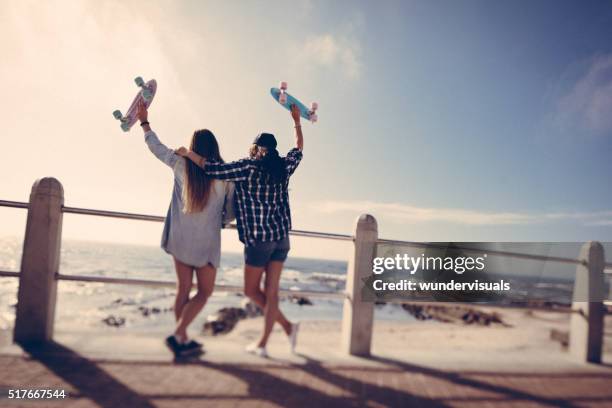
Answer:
[
  {"xmin": 175, "ymin": 263, "xmax": 216, "ymax": 340},
  {"xmin": 244, "ymin": 264, "xmax": 291, "ymax": 334},
  {"xmin": 257, "ymin": 260, "xmax": 286, "ymax": 347},
  {"xmin": 173, "ymin": 258, "xmax": 193, "ymax": 322}
]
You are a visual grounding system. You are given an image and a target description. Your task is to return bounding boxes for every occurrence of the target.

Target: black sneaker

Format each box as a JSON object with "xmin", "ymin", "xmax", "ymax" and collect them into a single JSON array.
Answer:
[
  {"xmin": 178, "ymin": 340, "xmax": 204, "ymax": 357},
  {"xmin": 186, "ymin": 339, "xmax": 202, "ymax": 349},
  {"xmin": 165, "ymin": 335, "xmax": 182, "ymax": 355}
]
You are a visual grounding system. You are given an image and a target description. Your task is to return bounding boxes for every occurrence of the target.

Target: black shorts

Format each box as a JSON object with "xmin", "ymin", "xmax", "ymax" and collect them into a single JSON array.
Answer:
[{"xmin": 244, "ymin": 236, "xmax": 290, "ymax": 267}]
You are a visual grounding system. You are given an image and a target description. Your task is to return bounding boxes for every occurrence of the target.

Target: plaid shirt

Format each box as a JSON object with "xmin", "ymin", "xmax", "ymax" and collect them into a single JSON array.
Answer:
[{"xmin": 204, "ymin": 148, "xmax": 303, "ymax": 246}]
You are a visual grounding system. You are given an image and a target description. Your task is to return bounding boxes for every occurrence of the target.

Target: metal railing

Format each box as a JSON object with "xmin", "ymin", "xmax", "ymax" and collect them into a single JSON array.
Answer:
[
  {"xmin": 1, "ymin": 199, "xmax": 610, "ymax": 290},
  {"xmin": 1, "ymin": 181, "xmax": 610, "ymax": 361},
  {"xmin": 6, "ymin": 199, "xmax": 610, "ymax": 264},
  {"xmin": 0, "ymin": 270, "xmax": 19, "ymax": 278},
  {"xmin": 62, "ymin": 204, "xmax": 354, "ymax": 242},
  {"xmin": 0, "ymin": 199, "xmax": 350, "ymax": 299},
  {"xmin": 376, "ymin": 239, "xmax": 612, "ymax": 309},
  {"xmin": 0, "ymin": 199, "xmax": 28, "ymax": 210},
  {"xmin": 376, "ymin": 238, "xmax": 603, "ymax": 267}
]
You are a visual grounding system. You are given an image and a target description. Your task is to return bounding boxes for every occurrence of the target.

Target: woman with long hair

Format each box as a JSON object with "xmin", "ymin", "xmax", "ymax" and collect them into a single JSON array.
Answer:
[
  {"xmin": 176, "ymin": 105, "xmax": 304, "ymax": 357},
  {"xmin": 136, "ymin": 102, "xmax": 234, "ymax": 357}
]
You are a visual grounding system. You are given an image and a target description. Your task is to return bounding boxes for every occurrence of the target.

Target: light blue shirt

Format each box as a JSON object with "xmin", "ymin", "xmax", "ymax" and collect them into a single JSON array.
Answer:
[{"xmin": 144, "ymin": 131, "xmax": 234, "ymax": 268}]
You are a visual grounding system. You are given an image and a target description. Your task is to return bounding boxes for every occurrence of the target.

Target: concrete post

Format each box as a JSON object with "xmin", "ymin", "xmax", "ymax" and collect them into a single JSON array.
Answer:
[
  {"xmin": 569, "ymin": 241, "xmax": 605, "ymax": 363},
  {"xmin": 14, "ymin": 178, "xmax": 64, "ymax": 344},
  {"xmin": 341, "ymin": 214, "xmax": 377, "ymax": 356}
]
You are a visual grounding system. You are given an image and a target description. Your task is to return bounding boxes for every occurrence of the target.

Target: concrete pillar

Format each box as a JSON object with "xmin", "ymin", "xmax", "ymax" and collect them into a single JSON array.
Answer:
[
  {"xmin": 341, "ymin": 214, "xmax": 377, "ymax": 356},
  {"xmin": 14, "ymin": 178, "xmax": 64, "ymax": 344},
  {"xmin": 569, "ymin": 241, "xmax": 605, "ymax": 363}
]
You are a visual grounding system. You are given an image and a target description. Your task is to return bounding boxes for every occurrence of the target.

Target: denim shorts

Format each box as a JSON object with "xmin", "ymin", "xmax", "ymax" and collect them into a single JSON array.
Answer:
[{"xmin": 244, "ymin": 236, "xmax": 290, "ymax": 267}]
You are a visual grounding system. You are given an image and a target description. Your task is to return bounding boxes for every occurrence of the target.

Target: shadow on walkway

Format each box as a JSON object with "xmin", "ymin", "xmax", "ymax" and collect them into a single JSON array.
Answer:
[
  {"xmin": 11, "ymin": 341, "xmax": 612, "ymax": 407},
  {"xmin": 201, "ymin": 359, "xmax": 447, "ymax": 407},
  {"xmin": 362, "ymin": 354, "xmax": 612, "ymax": 408},
  {"xmin": 14, "ymin": 341, "xmax": 444, "ymax": 407},
  {"xmin": 19, "ymin": 341, "xmax": 156, "ymax": 408}
]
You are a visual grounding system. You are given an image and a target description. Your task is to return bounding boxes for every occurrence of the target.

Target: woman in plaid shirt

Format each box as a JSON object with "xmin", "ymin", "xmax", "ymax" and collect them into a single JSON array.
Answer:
[{"xmin": 177, "ymin": 105, "xmax": 304, "ymax": 357}]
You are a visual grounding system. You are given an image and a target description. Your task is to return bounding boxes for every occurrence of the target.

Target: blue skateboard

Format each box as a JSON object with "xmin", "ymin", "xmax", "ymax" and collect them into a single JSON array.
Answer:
[{"xmin": 270, "ymin": 81, "xmax": 318, "ymax": 123}]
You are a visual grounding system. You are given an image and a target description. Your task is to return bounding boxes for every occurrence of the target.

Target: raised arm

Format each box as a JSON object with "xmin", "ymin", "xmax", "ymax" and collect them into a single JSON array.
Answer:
[
  {"xmin": 284, "ymin": 104, "xmax": 304, "ymax": 176},
  {"xmin": 290, "ymin": 104, "xmax": 304, "ymax": 151},
  {"xmin": 138, "ymin": 101, "xmax": 152, "ymax": 133},
  {"xmin": 137, "ymin": 101, "xmax": 178, "ymax": 168}
]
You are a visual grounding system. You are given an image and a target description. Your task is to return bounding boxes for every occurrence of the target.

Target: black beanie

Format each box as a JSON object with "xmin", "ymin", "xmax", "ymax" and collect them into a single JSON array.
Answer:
[{"xmin": 253, "ymin": 133, "xmax": 277, "ymax": 149}]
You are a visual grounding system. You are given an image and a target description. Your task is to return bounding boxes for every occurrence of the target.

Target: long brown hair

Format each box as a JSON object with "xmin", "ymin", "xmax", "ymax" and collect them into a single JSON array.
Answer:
[
  {"xmin": 183, "ymin": 129, "xmax": 223, "ymax": 213},
  {"xmin": 249, "ymin": 144, "xmax": 287, "ymax": 183}
]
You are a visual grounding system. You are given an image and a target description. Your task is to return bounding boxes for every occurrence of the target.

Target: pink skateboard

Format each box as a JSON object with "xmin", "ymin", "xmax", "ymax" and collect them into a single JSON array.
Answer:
[{"xmin": 112, "ymin": 76, "xmax": 157, "ymax": 132}]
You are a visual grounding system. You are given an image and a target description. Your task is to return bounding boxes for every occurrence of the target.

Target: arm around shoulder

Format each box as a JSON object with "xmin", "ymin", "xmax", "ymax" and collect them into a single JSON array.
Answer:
[
  {"xmin": 222, "ymin": 182, "xmax": 236, "ymax": 225},
  {"xmin": 175, "ymin": 148, "xmax": 251, "ymax": 181},
  {"xmin": 176, "ymin": 147, "xmax": 205, "ymax": 168}
]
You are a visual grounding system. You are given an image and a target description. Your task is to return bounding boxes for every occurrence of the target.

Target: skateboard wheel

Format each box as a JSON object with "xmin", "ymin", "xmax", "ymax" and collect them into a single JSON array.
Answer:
[
  {"xmin": 310, "ymin": 114, "xmax": 318, "ymax": 123},
  {"xmin": 135, "ymin": 76, "xmax": 145, "ymax": 87},
  {"xmin": 279, "ymin": 94, "xmax": 287, "ymax": 105},
  {"xmin": 120, "ymin": 122, "xmax": 130, "ymax": 132},
  {"xmin": 280, "ymin": 81, "xmax": 287, "ymax": 90},
  {"xmin": 112, "ymin": 110, "xmax": 123, "ymax": 120},
  {"xmin": 310, "ymin": 102, "xmax": 318, "ymax": 111},
  {"xmin": 142, "ymin": 89, "xmax": 152, "ymax": 101}
]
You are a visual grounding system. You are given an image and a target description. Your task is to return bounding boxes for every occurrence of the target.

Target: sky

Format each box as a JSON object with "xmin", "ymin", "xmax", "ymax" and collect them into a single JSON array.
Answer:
[{"xmin": 1, "ymin": 0, "xmax": 612, "ymax": 260}]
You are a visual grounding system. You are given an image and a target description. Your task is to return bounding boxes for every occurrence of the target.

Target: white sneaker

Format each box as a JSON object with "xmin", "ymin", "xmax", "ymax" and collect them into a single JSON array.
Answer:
[
  {"xmin": 245, "ymin": 343, "xmax": 268, "ymax": 358},
  {"xmin": 288, "ymin": 322, "xmax": 300, "ymax": 354}
]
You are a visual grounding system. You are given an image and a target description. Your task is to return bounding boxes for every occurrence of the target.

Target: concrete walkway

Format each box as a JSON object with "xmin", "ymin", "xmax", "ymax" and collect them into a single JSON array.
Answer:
[
  {"xmin": 1, "ymin": 344, "xmax": 612, "ymax": 407},
  {"xmin": 1, "ymin": 344, "xmax": 612, "ymax": 406},
  {"xmin": 1, "ymin": 318, "xmax": 612, "ymax": 407}
]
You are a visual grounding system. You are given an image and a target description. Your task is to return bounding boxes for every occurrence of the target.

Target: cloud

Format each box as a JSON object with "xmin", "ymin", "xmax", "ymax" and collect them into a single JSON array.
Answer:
[
  {"xmin": 586, "ymin": 220, "xmax": 612, "ymax": 226},
  {"xmin": 554, "ymin": 54, "xmax": 612, "ymax": 135},
  {"xmin": 315, "ymin": 200, "xmax": 612, "ymax": 227},
  {"xmin": 543, "ymin": 210, "xmax": 612, "ymax": 226},
  {"xmin": 293, "ymin": 29, "xmax": 363, "ymax": 80}
]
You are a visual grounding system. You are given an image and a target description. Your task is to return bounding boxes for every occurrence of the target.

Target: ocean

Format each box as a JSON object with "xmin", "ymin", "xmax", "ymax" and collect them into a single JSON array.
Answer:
[
  {"xmin": 0, "ymin": 237, "xmax": 413, "ymax": 337},
  {"xmin": 3, "ymin": 237, "xmax": 606, "ymax": 337}
]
